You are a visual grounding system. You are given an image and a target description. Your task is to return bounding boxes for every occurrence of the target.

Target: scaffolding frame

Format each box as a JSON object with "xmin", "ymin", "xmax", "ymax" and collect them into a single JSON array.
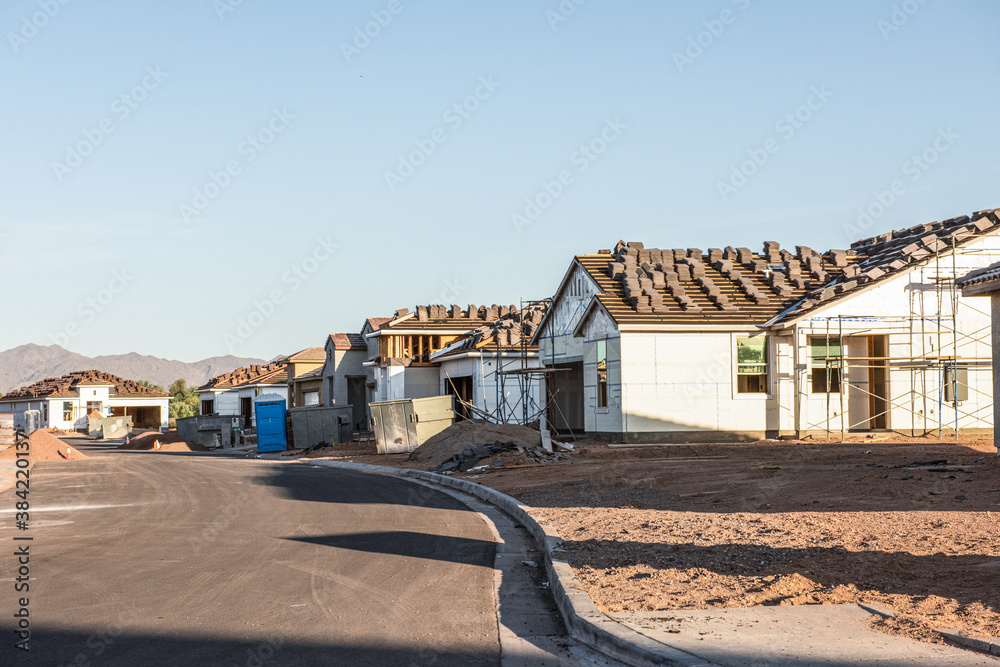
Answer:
[{"xmin": 803, "ymin": 238, "xmax": 998, "ymax": 439}]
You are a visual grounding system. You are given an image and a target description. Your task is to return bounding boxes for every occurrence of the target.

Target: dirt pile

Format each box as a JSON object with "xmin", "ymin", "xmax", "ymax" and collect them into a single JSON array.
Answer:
[
  {"xmin": 0, "ymin": 429, "xmax": 88, "ymax": 461},
  {"xmin": 118, "ymin": 430, "xmax": 183, "ymax": 450},
  {"xmin": 118, "ymin": 430, "xmax": 207, "ymax": 452},
  {"xmin": 480, "ymin": 439, "xmax": 1000, "ymax": 646},
  {"xmin": 407, "ymin": 420, "xmax": 542, "ymax": 464}
]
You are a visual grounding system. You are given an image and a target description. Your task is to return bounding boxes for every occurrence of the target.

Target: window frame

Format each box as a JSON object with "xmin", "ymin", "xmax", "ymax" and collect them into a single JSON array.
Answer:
[
  {"xmin": 809, "ymin": 336, "xmax": 843, "ymax": 394},
  {"xmin": 596, "ymin": 338, "xmax": 608, "ymax": 409},
  {"xmin": 734, "ymin": 335, "xmax": 769, "ymax": 395}
]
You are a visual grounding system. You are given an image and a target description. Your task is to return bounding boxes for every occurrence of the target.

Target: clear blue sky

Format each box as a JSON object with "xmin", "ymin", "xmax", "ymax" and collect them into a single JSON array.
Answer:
[{"xmin": 2, "ymin": 0, "xmax": 998, "ymax": 361}]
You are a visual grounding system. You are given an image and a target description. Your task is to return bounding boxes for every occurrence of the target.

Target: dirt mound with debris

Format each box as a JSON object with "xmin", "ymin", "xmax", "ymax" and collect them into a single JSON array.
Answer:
[
  {"xmin": 407, "ymin": 420, "xmax": 542, "ymax": 464},
  {"xmin": 0, "ymin": 429, "xmax": 88, "ymax": 462},
  {"xmin": 118, "ymin": 430, "xmax": 184, "ymax": 450},
  {"xmin": 118, "ymin": 430, "xmax": 207, "ymax": 452},
  {"xmin": 44, "ymin": 426, "xmax": 79, "ymax": 437},
  {"xmin": 154, "ymin": 441, "xmax": 208, "ymax": 452}
]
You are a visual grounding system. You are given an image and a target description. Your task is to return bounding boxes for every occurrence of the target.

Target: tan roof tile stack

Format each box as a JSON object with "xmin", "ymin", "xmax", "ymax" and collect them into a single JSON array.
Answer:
[
  {"xmin": 2, "ymin": 370, "xmax": 170, "ymax": 400},
  {"xmin": 199, "ymin": 361, "xmax": 288, "ymax": 391},
  {"xmin": 775, "ymin": 208, "xmax": 1000, "ymax": 323},
  {"xmin": 578, "ymin": 208, "xmax": 1000, "ymax": 327},
  {"xmin": 386, "ymin": 304, "xmax": 520, "ymax": 331},
  {"xmin": 443, "ymin": 301, "xmax": 550, "ymax": 353}
]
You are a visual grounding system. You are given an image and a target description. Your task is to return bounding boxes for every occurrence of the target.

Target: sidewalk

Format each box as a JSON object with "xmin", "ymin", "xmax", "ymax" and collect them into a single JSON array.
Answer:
[{"xmin": 610, "ymin": 604, "xmax": 996, "ymax": 666}]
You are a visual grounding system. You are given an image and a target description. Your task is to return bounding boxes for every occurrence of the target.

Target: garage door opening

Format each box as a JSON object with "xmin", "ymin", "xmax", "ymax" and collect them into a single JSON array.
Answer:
[
  {"xmin": 110, "ymin": 406, "xmax": 162, "ymax": 429},
  {"xmin": 547, "ymin": 361, "xmax": 584, "ymax": 434}
]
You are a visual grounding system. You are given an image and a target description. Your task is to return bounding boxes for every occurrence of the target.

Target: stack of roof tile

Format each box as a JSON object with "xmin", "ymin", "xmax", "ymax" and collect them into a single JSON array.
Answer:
[
  {"xmin": 3, "ymin": 371, "xmax": 170, "ymax": 399},
  {"xmin": 579, "ymin": 208, "xmax": 1000, "ymax": 327}
]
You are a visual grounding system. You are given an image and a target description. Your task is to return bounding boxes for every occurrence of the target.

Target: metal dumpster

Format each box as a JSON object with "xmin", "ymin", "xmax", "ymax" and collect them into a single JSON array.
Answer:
[
  {"xmin": 176, "ymin": 414, "xmax": 241, "ymax": 448},
  {"xmin": 369, "ymin": 395, "xmax": 455, "ymax": 454},
  {"xmin": 255, "ymin": 394, "xmax": 288, "ymax": 452},
  {"xmin": 288, "ymin": 405, "xmax": 353, "ymax": 450}
]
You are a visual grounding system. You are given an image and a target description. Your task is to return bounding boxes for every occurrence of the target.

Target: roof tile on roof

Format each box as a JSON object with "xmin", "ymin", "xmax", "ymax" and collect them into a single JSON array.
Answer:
[
  {"xmin": 329, "ymin": 333, "xmax": 367, "ymax": 350},
  {"xmin": 283, "ymin": 347, "xmax": 326, "ymax": 362},
  {"xmin": 957, "ymin": 260, "xmax": 1000, "ymax": 288},
  {"xmin": 385, "ymin": 304, "xmax": 525, "ymax": 331},
  {"xmin": 434, "ymin": 302, "xmax": 550, "ymax": 357},
  {"xmin": 1, "ymin": 371, "xmax": 169, "ymax": 400},
  {"xmin": 365, "ymin": 317, "xmax": 392, "ymax": 332},
  {"xmin": 771, "ymin": 208, "xmax": 1000, "ymax": 324},
  {"xmin": 573, "ymin": 208, "xmax": 1000, "ymax": 328},
  {"xmin": 199, "ymin": 361, "xmax": 287, "ymax": 391}
]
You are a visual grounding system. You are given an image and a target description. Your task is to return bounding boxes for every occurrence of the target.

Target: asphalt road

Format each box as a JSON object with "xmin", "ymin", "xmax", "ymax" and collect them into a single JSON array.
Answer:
[{"xmin": 0, "ymin": 445, "xmax": 506, "ymax": 666}]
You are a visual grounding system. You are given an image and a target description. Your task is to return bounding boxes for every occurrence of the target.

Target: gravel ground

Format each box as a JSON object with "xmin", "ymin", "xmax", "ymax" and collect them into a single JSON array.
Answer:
[{"xmin": 466, "ymin": 436, "xmax": 1000, "ymax": 645}]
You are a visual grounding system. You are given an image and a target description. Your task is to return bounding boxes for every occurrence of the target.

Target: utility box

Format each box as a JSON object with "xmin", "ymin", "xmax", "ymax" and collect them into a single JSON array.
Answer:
[
  {"xmin": 24, "ymin": 410, "xmax": 41, "ymax": 436},
  {"xmin": 255, "ymin": 394, "xmax": 288, "ymax": 453},
  {"xmin": 944, "ymin": 364, "xmax": 969, "ymax": 402},
  {"xmin": 369, "ymin": 395, "xmax": 455, "ymax": 454},
  {"xmin": 288, "ymin": 405, "xmax": 353, "ymax": 450}
]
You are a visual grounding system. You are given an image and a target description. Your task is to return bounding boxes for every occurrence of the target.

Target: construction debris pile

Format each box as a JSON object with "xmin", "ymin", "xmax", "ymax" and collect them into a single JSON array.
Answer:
[
  {"xmin": 429, "ymin": 440, "xmax": 570, "ymax": 473},
  {"xmin": 405, "ymin": 419, "xmax": 571, "ymax": 472},
  {"xmin": 408, "ymin": 419, "xmax": 542, "ymax": 463}
]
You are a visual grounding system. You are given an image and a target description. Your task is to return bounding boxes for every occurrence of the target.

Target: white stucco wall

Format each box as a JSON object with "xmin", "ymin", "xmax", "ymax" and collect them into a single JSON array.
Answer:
[
  {"xmin": 617, "ymin": 331, "xmax": 788, "ymax": 436},
  {"xmin": 537, "ymin": 263, "xmax": 600, "ymax": 367},
  {"xmin": 793, "ymin": 236, "xmax": 998, "ymax": 435},
  {"xmin": 439, "ymin": 353, "xmax": 543, "ymax": 423}
]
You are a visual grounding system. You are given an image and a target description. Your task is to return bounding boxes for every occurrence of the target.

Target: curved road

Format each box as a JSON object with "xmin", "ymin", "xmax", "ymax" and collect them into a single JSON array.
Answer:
[{"xmin": 0, "ymin": 445, "xmax": 521, "ymax": 665}]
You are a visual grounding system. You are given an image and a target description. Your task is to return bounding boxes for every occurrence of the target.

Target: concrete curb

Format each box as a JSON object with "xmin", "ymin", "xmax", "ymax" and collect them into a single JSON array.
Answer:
[
  {"xmin": 935, "ymin": 629, "xmax": 1000, "ymax": 658},
  {"xmin": 307, "ymin": 460, "xmax": 712, "ymax": 667}
]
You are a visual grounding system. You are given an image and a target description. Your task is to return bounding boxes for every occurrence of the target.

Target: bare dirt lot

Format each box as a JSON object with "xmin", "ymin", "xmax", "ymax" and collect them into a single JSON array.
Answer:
[{"xmin": 311, "ymin": 432, "xmax": 1000, "ymax": 645}]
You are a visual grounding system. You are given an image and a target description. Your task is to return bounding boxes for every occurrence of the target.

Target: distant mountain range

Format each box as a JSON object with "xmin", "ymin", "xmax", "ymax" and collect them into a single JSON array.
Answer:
[{"xmin": 0, "ymin": 344, "xmax": 266, "ymax": 394}]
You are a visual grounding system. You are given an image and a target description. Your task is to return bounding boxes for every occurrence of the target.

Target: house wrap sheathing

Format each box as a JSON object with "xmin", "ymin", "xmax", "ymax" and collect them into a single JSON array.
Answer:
[{"xmin": 534, "ymin": 209, "xmax": 1000, "ymax": 442}]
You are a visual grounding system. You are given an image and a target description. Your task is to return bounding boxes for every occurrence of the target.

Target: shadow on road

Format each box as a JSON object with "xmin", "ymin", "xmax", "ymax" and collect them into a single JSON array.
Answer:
[
  {"xmin": 287, "ymin": 530, "xmax": 495, "ymax": 567},
  {"xmin": 0, "ymin": 627, "xmax": 499, "ymax": 666},
  {"xmin": 257, "ymin": 463, "xmax": 469, "ymax": 511}
]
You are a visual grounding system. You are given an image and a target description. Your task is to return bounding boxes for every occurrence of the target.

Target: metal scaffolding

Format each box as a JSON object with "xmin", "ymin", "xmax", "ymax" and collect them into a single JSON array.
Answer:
[{"xmin": 804, "ymin": 239, "xmax": 998, "ymax": 439}]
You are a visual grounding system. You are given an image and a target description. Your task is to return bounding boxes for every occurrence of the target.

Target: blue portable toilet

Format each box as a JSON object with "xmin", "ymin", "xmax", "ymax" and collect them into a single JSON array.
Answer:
[{"xmin": 254, "ymin": 393, "xmax": 287, "ymax": 452}]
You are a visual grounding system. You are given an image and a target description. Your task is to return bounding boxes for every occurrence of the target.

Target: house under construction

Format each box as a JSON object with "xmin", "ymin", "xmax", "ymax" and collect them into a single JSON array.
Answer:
[{"xmin": 534, "ymin": 209, "xmax": 999, "ymax": 441}]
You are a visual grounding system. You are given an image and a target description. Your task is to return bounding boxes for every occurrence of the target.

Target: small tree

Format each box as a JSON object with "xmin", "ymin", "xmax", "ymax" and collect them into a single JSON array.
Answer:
[
  {"xmin": 168, "ymin": 379, "xmax": 200, "ymax": 419},
  {"xmin": 138, "ymin": 380, "xmax": 165, "ymax": 392}
]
